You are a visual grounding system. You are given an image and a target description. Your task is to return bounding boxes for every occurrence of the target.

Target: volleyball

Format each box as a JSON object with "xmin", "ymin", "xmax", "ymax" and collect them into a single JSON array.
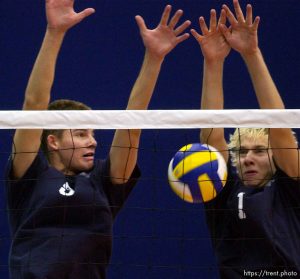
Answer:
[{"xmin": 168, "ymin": 143, "xmax": 227, "ymax": 203}]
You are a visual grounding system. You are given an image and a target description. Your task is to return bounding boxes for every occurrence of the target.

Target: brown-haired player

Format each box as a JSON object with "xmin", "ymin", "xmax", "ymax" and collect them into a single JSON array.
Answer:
[{"xmin": 5, "ymin": 0, "xmax": 191, "ymax": 278}]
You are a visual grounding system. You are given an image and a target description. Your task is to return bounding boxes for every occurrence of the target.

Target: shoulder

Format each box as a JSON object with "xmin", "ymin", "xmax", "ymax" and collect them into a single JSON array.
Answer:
[
  {"xmin": 5, "ymin": 152, "xmax": 49, "ymax": 211},
  {"xmin": 273, "ymin": 163, "xmax": 300, "ymax": 185},
  {"xmin": 271, "ymin": 165, "xmax": 300, "ymax": 204},
  {"xmin": 6, "ymin": 152, "xmax": 48, "ymax": 181}
]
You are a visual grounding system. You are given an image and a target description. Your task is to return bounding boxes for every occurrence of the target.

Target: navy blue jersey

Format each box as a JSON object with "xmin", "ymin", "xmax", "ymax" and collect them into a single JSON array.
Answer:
[
  {"xmin": 205, "ymin": 162, "xmax": 300, "ymax": 279},
  {"xmin": 5, "ymin": 152, "xmax": 140, "ymax": 279}
]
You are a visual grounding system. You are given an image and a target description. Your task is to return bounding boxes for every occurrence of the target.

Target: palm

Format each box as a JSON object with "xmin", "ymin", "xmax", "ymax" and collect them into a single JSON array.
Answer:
[
  {"xmin": 136, "ymin": 5, "xmax": 190, "ymax": 60},
  {"xmin": 222, "ymin": 1, "xmax": 260, "ymax": 56},
  {"xmin": 227, "ymin": 26, "xmax": 258, "ymax": 54},
  {"xmin": 192, "ymin": 9, "xmax": 230, "ymax": 62},
  {"xmin": 200, "ymin": 32, "xmax": 230, "ymax": 61},
  {"xmin": 46, "ymin": 0, "xmax": 94, "ymax": 31},
  {"xmin": 141, "ymin": 26, "xmax": 179, "ymax": 57}
]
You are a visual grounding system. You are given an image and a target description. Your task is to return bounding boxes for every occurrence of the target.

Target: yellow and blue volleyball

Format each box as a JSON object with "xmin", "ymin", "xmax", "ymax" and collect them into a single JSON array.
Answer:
[{"xmin": 168, "ymin": 143, "xmax": 227, "ymax": 203}]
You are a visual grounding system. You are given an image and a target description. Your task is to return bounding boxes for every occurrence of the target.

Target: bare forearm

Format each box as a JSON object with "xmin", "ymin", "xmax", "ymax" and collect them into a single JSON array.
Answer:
[
  {"xmin": 201, "ymin": 60, "xmax": 225, "ymax": 140},
  {"xmin": 23, "ymin": 29, "xmax": 65, "ymax": 110},
  {"xmin": 242, "ymin": 49, "xmax": 284, "ymax": 109},
  {"xmin": 126, "ymin": 51, "xmax": 163, "ymax": 110},
  {"xmin": 110, "ymin": 52, "xmax": 163, "ymax": 182},
  {"xmin": 121, "ymin": 51, "xmax": 163, "ymax": 155},
  {"xmin": 200, "ymin": 60, "xmax": 227, "ymax": 159},
  {"xmin": 109, "ymin": 129, "xmax": 140, "ymax": 184},
  {"xmin": 201, "ymin": 60, "xmax": 225, "ymax": 110}
]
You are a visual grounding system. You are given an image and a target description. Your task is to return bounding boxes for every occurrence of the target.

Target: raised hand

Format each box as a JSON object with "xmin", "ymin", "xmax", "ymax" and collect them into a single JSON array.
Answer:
[
  {"xmin": 191, "ymin": 9, "xmax": 230, "ymax": 62},
  {"xmin": 221, "ymin": 0, "xmax": 260, "ymax": 56},
  {"xmin": 46, "ymin": 0, "xmax": 95, "ymax": 32},
  {"xmin": 135, "ymin": 5, "xmax": 191, "ymax": 60}
]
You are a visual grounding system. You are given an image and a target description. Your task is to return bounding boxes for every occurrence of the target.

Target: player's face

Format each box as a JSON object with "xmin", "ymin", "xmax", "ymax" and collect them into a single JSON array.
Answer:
[
  {"xmin": 236, "ymin": 136, "xmax": 275, "ymax": 187},
  {"xmin": 55, "ymin": 129, "xmax": 97, "ymax": 174}
]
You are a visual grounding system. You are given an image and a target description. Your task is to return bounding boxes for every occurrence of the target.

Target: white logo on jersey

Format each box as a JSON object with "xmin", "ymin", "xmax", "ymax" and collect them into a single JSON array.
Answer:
[{"xmin": 59, "ymin": 182, "xmax": 75, "ymax": 196}]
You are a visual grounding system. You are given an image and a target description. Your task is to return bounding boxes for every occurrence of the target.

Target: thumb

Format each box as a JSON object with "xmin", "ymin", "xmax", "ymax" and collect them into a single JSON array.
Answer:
[
  {"xmin": 190, "ymin": 29, "xmax": 203, "ymax": 43},
  {"xmin": 77, "ymin": 8, "xmax": 95, "ymax": 23},
  {"xmin": 219, "ymin": 24, "xmax": 231, "ymax": 41},
  {"xmin": 135, "ymin": 15, "xmax": 147, "ymax": 32}
]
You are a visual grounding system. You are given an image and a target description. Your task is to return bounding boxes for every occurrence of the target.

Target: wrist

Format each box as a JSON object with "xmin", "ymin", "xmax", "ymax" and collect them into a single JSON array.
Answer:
[
  {"xmin": 144, "ymin": 50, "xmax": 165, "ymax": 65},
  {"xmin": 241, "ymin": 48, "xmax": 262, "ymax": 62},
  {"xmin": 46, "ymin": 25, "xmax": 67, "ymax": 37},
  {"xmin": 204, "ymin": 58, "xmax": 225, "ymax": 68}
]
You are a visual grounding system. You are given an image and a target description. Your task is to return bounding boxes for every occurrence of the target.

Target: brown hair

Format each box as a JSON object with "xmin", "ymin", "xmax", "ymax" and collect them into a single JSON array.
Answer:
[{"xmin": 40, "ymin": 99, "xmax": 91, "ymax": 159}]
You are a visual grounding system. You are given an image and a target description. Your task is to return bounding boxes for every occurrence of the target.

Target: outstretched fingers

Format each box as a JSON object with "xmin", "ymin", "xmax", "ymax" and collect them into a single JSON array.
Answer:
[
  {"xmin": 245, "ymin": 3, "xmax": 260, "ymax": 30},
  {"xmin": 209, "ymin": 9, "xmax": 217, "ymax": 32},
  {"xmin": 217, "ymin": 9, "xmax": 230, "ymax": 44},
  {"xmin": 191, "ymin": 9, "xmax": 227, "ymax": 43},
  {"xmin": 245, "ymin": 4, "xmax": 253, "ymax": 25},
  {"xmin": 175, "ymin": 32, "xmax": 190, "ymax": 44},
  {"xmin": 222, "ymin": 4, "xmax": 238, "ymax": 27},
  {"xmin": 252, "ymin": 16, "xmax": 260, "ymax": 31},
  {"xmin": 219, "ymin": 23, "xmax": 231, "ymax": 41},
  {"xmin": 136, "ymin": 5, "xmax": 191, "ymax": 59},
  {"xmin": 199, "ymin": 16, "xmax": 209, "ymax": 35},
  {"xmin": 233, "ymin": 0, "xmax": 245, "ymax": 22},
  {"xmin": 174, "ymin": 19, "xmax": 191, "ymax": 36},
  {"xmin": 168, "ymin": 9, "xmax": 183, "ymax": 29},
  {"xmin": 160, "ymin": 5, "xmax": 172, "ymax": 26},
  {"xmin": 135, "ymin": 15, "xmax": 147, "ymax": 32},
  {"xmin": 218, "ymin": 9, "xmax": 227, "ymax": 28},
  {"xmin": 160, "ymin": 5, "xmax": 191, "ymax": 36},
  {"xmin": 190, "ymin": 28, "xmax": 202, "ymax": 42}
]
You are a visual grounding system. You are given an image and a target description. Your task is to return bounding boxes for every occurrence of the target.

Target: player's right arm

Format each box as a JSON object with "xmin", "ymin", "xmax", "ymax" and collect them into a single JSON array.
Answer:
[
  {"xmin": 191, "ymin": 9, "xmax": 230, "ymax": 162},
  {"xmin": 12, "ymin": 0, "xmax": 95, "ymax": 179},
  {"xmin": 109, "ymin": 5, "xmax": 191, "ymax": 184},
  {"xmin": 221, "ymin": 0, "xmax": 299, "ymax": 178}
]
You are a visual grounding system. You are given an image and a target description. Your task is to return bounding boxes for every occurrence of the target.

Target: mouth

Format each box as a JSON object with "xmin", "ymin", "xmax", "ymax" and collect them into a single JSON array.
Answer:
[
  {"xmin": 243, "ymin": 170, "xmax": 258, "ymax": 177},
  {"xmin": 83, "ymin": 152, "xmax": 95, "ymax": 158}
]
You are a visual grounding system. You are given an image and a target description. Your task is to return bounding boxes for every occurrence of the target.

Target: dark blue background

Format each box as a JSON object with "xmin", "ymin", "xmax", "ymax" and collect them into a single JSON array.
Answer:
[{"xmin": 1, "ymin": 1, "xmax": 300, "ymax": 278}]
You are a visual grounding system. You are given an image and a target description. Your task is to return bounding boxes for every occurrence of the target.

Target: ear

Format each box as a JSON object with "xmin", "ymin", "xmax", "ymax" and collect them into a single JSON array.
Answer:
[{"xmin": 47, "ymin": 135, "xmax": 59, "ymax": 151}]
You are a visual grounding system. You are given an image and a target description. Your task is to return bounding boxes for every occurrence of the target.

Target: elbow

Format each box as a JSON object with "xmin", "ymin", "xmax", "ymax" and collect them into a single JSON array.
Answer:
[{"xmin": 23, "ymin": 95, "xmax": 49, "ymax": 110}]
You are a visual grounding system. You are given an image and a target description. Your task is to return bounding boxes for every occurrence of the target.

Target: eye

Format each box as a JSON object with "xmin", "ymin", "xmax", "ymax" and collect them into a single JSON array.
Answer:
[
  {"xmin": 73, "ymin": 130, "xmax": 87, "ymax": 138},
  {"xmin": 254, "ymin": 148, "xmax": 268, "ymax": 154},
  {"xmin": 238, "ymin": 149, "xmax": 248, "ymax": 156}
]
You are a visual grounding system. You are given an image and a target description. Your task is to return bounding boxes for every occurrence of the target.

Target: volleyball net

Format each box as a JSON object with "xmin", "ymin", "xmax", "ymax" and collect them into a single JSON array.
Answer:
[
  {"xmin": 1, "ymin": 109, "xmax": 300, "ymax": 129},
  {"xmin": 0, "ymin": 109, "xmax": 299, "ymax": 278}
]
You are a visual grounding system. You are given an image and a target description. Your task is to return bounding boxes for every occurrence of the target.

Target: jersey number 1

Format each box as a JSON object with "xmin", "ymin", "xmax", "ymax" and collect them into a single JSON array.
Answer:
[{"xmin": 237, "ymin": 192, "xmax": 246, "ymax": 219}]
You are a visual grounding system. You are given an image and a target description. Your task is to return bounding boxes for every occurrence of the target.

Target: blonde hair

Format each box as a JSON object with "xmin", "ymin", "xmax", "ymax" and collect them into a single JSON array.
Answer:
[{"xmin": 228, "ymin": 128, "xmax": 269, "ymax": 167}]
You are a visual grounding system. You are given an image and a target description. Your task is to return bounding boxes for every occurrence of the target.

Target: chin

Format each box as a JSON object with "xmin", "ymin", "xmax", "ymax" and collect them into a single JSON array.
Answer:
[
  {"xmin": 245, "ymin": 180, "xmax": 267, "ymax": 188},
  {"xmin": 74, "ymin": 163, "xmax": 94, "ymax": 173},
  {"xmin": 83, "ymin": 163, "xmax": 94, "ymax": 172},
  {"xmin": 242, "ymin": 177, "xmax": 259, "ymax": 187}
]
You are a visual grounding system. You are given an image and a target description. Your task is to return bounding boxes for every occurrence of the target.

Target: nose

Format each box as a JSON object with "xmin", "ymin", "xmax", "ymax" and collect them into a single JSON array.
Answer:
[
  {"xmin": 243, "ymin": 150, "xmax": 254, "ymax": 166},
  {"xmin": 88, "ymin": 134, "xmax": 97, "ymax": 148}
]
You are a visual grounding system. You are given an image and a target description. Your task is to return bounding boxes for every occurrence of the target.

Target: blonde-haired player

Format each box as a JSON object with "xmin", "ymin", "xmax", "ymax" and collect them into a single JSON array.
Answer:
[{"xmin": 191, "ymin": 0, "xmax": 300, "ymax": 277}]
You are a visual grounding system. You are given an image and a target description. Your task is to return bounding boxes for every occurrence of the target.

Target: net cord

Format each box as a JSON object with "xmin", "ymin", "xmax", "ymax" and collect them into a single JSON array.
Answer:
[{"xmin": 0, "ymin": 109, "xmax": 299, "ymax": 129}]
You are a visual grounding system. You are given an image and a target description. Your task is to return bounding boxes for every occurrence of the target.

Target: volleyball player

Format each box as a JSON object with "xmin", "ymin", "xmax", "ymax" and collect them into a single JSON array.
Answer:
[
  {"xmin": 191, "ymin": 0, "xmax": 300, "ymax": 277},
  {"xmin": 5, "ymin": 0, "xmax": 191, "ymax": 278}
]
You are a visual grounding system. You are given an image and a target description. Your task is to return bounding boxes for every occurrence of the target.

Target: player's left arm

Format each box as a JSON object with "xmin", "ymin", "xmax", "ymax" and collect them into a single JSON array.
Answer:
[
  {"xmin": 191, "ymin": 8, "xmax": 231, "ymax": 162},
  {"xmin": 109, "ymin": 5, "xmax": 191, "ymax": 184},
  {"xmin": 222, "ymin": 0, "xmax": 299, "ymax": 178},
  {"xmin": 243, "ymin": 51, "xmax": 298, "ymax": 178}
]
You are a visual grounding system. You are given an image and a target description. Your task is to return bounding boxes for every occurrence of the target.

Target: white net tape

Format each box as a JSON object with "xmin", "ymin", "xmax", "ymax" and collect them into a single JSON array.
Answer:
[{"xmin": 0, "ymin": 109, "xmax": 299, "ymax": 129}]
